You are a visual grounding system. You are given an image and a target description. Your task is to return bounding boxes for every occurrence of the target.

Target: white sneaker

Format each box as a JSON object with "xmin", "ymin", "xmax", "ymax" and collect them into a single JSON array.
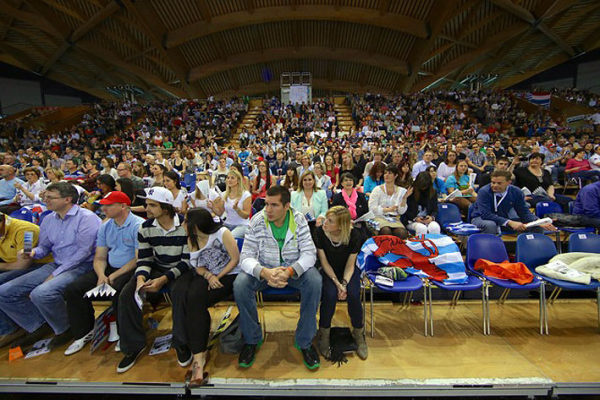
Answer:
[
  {"xmin": 64, "ymin": 330, "xmax": 94, "ymax": 356},
  {"xmin": 115, "ymin": 340, "xmax": 120, "ymax": 352},
  {"xmin": 108, "ymin": 321, "xmax": 119, "ymax": 343}
]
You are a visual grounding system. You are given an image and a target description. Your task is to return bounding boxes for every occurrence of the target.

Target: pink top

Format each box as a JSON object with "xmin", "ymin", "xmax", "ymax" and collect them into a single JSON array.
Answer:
[{"xmin": 566, "ymin": 158, "xmax": 591, "ymax": 172}]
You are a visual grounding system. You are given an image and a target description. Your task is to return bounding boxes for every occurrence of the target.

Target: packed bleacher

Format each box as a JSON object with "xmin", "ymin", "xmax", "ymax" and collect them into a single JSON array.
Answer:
[{"xmin": 0, "ymin": 89, "xmax": 599, "ymax": 385}]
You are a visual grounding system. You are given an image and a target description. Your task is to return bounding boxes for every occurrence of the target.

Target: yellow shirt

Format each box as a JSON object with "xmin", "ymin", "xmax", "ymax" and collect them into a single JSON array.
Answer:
[{"xmin": 0, "ymin": 216, "xmax": 53, "ymax": 264}]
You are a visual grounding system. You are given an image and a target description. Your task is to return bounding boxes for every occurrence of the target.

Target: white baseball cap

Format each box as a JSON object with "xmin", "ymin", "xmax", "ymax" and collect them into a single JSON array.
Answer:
[{"xmin": 139, "ymin": 187, "xmax": 174, "ymax": 205}]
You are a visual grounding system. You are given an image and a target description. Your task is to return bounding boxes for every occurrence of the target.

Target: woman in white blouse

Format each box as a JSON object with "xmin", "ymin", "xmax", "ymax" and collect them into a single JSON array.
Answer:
[
  {"xmin": 368, "ymin": 164, "xmax": 412, "ymax": 238},
  {"xmin": 212, "ymin": 169, "xmax": 252, "ymax": 239},
  {"xmin": 14, "ymin": 167, "xmax": 46, "ymax": 208},
  {"xmin": 436, "ymin": 150, "xmax": 457, "ymax": 181},
  {"xmin": 188, "ymin": 172, "xmax": 219, "ymax": 213},
  {"xmin": 164, "ymin": 171, "xmax": 188, "ymax": 214}
]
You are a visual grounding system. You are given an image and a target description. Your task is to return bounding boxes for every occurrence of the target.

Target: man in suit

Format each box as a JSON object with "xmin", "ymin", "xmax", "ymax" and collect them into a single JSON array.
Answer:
[{"xmin": 471, "ymin": 170, "xmax": 557, "ymax": 234}]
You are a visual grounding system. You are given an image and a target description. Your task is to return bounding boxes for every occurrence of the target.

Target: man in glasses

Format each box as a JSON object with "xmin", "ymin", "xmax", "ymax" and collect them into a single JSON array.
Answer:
[{"xmin": 0, "ymin": 182, "xmax": 101, "ymax": 349}]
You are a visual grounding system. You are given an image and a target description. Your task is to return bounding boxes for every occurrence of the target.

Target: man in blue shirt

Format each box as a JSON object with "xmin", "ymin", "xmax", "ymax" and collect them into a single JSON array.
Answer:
[
  {"xmin": 572, "ymin": 181, "xmax": 600, "ymax": 229},
  {"xmin": 62, "ymin": 191, "xmax": 144, "ymax": 355},
  {"xmin": 0, "ymin": 165, "xmax": 24, "ymax": 215},
  {"xmin": 0, "ymin": 182, "xmax": 101, "ymax": 349}
]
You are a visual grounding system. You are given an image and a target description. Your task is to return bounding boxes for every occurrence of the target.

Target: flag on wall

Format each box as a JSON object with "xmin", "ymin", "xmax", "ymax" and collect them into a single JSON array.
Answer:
[{"xmin": 526, "ymin": 92, "xmax": 551, "ymax": 107}]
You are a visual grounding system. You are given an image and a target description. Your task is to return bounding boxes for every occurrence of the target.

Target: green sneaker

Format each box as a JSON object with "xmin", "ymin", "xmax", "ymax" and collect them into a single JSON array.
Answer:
[
  {"xmin": 294, "ymin": 342, "xmax": 320, "ymax": 370},
  {"xmin": 238, "ymin": 339, "xmax": 263, "ymax": 368}
]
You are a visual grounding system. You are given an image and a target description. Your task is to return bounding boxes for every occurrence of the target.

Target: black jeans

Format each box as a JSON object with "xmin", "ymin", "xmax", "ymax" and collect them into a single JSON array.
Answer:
[
  {"xmin": 319, "ymin": 267, "xmax": 363, "ymax": 329},
  {"xmin": 64, "ymin": 266, "xmax": 133, "ymax": 340},
  {"xmin": 171, "ymin": 270, "xmax": 235, "ymax": 354},
  {"xmin": 117, "ymin": 270, "xmax": 178, "ymax": 354}
]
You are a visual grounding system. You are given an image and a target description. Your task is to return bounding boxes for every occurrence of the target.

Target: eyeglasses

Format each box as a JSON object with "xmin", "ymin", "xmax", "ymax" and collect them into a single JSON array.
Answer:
[{"xmin": 44, "ymin": 196, "xmax": 63, "ymax": 201}]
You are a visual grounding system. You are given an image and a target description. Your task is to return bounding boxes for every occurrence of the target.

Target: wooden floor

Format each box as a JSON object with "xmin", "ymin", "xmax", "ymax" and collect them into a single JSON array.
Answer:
[{"xmin": 0, "ymin": 299, "xmax": 599, "ymax": 387}]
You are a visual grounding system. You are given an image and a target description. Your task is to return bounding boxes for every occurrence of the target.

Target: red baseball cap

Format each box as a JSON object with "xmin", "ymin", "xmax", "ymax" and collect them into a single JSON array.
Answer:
[{"xmin": 98, "ymin": 191, "xmax": 131, "ymax": 206}]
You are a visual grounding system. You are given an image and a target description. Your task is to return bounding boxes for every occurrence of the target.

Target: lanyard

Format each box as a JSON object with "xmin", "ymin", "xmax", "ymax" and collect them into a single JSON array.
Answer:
[{"xmin": 494, "ymin": 191, "xmax": 508, "ymax": 212}]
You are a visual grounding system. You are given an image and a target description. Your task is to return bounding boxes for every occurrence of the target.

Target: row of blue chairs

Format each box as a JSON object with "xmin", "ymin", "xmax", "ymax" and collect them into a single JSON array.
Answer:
[
  {"xmin": 9, "ymin": 207, "xmax": 52, "ymax": 226},
  {"xmin": 362, "ymin": 233, "xmax": 600, "ymax": 337}
]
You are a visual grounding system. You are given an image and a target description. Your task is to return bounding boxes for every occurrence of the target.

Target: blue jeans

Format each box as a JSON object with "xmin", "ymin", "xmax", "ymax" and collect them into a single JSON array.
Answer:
[
  {"xmin": 233, "ymin": 267, "xmax": 322, "ymax": 349},
  {"xmin": 0, "ymin": 262, "xmax": 93, "ymax": 334},
  {"xmin": 0, "ymin": 266, "xmax": 42, "ymax": 335}
]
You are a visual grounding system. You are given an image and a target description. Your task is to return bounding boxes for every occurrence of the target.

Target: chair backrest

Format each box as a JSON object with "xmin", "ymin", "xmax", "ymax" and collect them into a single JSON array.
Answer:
[
  {"xmin": 467, "ymin": 203, "xmax": 475, "ymax": 223},
  {"xmin": 535, "ymin": 201, "xmax": 562, "ymax": 218},
  {"xmin": 183, "ymin": 173, "xmax": 196, "ymax": 189},
  {"xmin": 362, "ymin": 254, "xmax": 382, "ymax": 273},
  {"xmin": 9, "ymin": 207, "xmax": 33, "ymax": 222},
  {"xmin": 515, "ymin": 233, "xmax": 557, "ymax": 271},
  {"xmin": 37, "ymin": 210, "xmax": 52, "ymax": 225},
  {"xmin": 568, "ymin": 233, "xmax": 600, "ymax": 253},
  {"xmin": 437, "ymin": 203, "xmax": 462, "ymax": 227},
  {"xmin": 466, "ymin": 233, "xmax": 508, "ymax": 270},
  {"xmin": 235, "ymin": 237, "xmax": 244, "ymax": 252}
]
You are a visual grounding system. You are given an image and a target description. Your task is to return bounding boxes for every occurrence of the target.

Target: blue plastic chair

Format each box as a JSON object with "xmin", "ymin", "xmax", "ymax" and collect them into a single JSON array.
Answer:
[
  {"xmin": 362, "ymin": 254, "xmax": 425, "ymax": 337},
  {"xmin": 516, "ymin": 233, "xmax": 600, "ymax": 331},
  {"xmin": 467, "ymin": 233, "xmax": 545, "ymax": 334},
  {"xmin": 568, "ymin": 233, "xmax": 600, "ymax": 253},
  {"xmin": 9, "ymin": 207, "xmax": 33, "ymax": 222},
  {"xmin": 183, "ymin": 173, "xmax": 196, "ymax": 191},
  {"xmin": 237, "ymin": 238, "xmax": 300, "ymax": 307},
  {"xmin": 437, "ymin": 203, "xmax": 462, "ymax": 228},
  {"xmin": 536, "ymin": 201, "xmax": 595, "ymax": 251},
  {"xmin": 37, "ymin": 210, "xmax": 52, "ymax": 225}
]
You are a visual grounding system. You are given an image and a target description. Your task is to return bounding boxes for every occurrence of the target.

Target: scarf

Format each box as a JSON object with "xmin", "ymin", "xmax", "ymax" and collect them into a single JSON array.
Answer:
[{"xmin": 341, "ymin": 188, "xmax": 358, "ymax": 219}]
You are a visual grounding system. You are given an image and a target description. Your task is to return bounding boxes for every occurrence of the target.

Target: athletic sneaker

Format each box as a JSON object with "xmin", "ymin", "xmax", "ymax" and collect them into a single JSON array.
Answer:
[
  {"xmin": 117, "ymin": 346, "xmax": 145, "ymax": 373},
  {"xmin": 64, "ymin": 330, "xmax": 94, "ymax": 356},
  {"xmin": 295, "ymin": 343, "xmax": 320, "ymax": 370},
  {"xmin": 238, "ymin": 340, "xmax": 263, "ymax": 368},
  {"xmin": 176, "ymin": 346, "xmax": 192, "ymax": 367}
]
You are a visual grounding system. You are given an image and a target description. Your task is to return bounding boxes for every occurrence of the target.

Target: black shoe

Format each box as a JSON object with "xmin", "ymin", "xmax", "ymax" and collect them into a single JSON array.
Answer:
[
  {"xmin": 48, "ymin": 329, "xmax": 73, "ymax": 350},
  {"xmin": 11, "ymin": 324, "xmax": 53, "ymax": 349},
  {"xmin": 238, "ymin": 340, "xmax": 262, "ymax": 368},
  {"xmin": 176, "ymin": 346, "xmax": 192, "ymax": 367},
  {"xmin": 117, "ymin": 346, "xmax": 145, "ymax": 373},
  {"xmin": 295, "ymin": 343, "xmax": 320, "ymax": 370}
]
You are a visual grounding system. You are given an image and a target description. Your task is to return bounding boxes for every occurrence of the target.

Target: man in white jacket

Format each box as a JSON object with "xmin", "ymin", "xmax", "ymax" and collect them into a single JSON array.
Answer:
[{"xmin": 234, "ymin": 185, "xmax": 322, "ymax": 370}]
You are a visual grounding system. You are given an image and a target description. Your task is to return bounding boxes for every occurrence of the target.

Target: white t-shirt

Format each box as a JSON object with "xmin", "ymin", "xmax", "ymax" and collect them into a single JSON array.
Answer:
[
  {"xmin": 172, "ymin": 188, "xmax": 188, "ymax": 209},
  {"xmin": 189, "ymin": 227, "xmax": 240, "ymax": 275},
  {"xmin": 189, "ymin": 188, "xmax": 220, "ymax": 211},
  {"xmin": 589, "ymin": 153, "xmax": 600, "ymax": 171},
  {"xmin": 223, "ymin": 191, "xmax": 251, "ymax": 227}
]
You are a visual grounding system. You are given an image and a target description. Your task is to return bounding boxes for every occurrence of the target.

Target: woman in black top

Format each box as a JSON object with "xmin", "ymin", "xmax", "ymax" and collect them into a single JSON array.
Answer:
[
  {"xmin": 403, "ymin": 171, "xmax": 441, "ymax": 235},
  {"xmin": 513, "ymin": 152, "xmax": 571, "ymax": 212},
  {"xmin": 331, "ymin": 172, "xmax": 369, "ymax": 240},
  {"xmin": 315, "ymin": 206, "xmax": 367, "ymax": 360}
]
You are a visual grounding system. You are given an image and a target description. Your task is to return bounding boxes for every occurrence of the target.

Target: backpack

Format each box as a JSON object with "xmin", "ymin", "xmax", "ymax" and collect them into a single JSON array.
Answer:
[
  {"xmin": 218, "ymin": 315, "xmax": 244, "ymax": 354},
  {"xmin": 326, "ymin": 327, "xmax": 357, "ymax": 366}
]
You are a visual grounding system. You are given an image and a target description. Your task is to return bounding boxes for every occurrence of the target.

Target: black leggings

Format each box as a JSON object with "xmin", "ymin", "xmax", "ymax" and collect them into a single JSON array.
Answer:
[
  {"xmin": 318, "ymin": 267, "xmax": 363, "ymax": 329},
  {"xmin": 171, "ymin": 270, "xmax": 235, "ymax": 354}
]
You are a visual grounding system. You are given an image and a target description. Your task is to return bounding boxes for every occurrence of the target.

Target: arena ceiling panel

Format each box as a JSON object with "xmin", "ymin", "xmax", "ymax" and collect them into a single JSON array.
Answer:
[{"xmin": 0, "ymin": 0, "xmax": 599, "ymax": 99}]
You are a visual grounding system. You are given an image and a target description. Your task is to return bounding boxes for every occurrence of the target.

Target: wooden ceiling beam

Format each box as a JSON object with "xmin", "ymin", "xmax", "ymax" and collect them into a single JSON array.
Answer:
[
  {"xmin": 490, "ymin": 0, "xmax": 576, "ymax": 56},
  {"xmin": 0, "ymin": 1, "xmax": 63, "ymax": 39},
  {"xmin": 187, "ymin": 47, "xmax": 409, "ymax": 81},
  {"xmin": 121, "ymin": 0, "xmax": 200, "ymax": 98},
  {"xmin": 71, "ymin": 0, "xmax": 120, "ymax": 42},
  {"xmin": 397, "ymin": 0, "xmax": 459, "ymax": 92},
  {"xmin": 415, "ymin": 22, "xmax": 530, "ymax": 91},
  {"xmin": 165, "ymin": 5, "xmax": 428, "ymax": 48}
]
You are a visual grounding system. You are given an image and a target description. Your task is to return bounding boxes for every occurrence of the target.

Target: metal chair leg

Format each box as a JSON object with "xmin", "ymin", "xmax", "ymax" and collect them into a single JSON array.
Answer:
[
  {"xmin": 428, "ymin": 284, "xmax": 434, "ymax": 336},
  {"xmin": 423, "ymin": 285, "xmax": 428, "ymax": 337},
  {"xmin": 370, "ymin": 286, "xmax": 374, "ymax": 338},
  {"xmin": 542, "ymin": 282, "xmax": 549, "ymax": 335},
  {"xmin": 597, "ymin": 288, "xmax": 600, "ymax": 329}
]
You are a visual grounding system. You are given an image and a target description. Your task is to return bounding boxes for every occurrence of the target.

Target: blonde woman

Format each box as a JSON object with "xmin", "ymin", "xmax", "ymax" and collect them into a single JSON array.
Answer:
[
  {"xmin": 290, "ymin": 170, "xmax": 328, "ymax": 228},
  {"xmin": 315, "ymin": 206, "xmax": 367, "ymax": 360},
  {"xmin": 212, "ymin": 169, "xmax": 252, "ymax": 239}
]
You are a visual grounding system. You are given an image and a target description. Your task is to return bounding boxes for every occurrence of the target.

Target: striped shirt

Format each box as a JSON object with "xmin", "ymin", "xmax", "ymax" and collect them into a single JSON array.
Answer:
[{"xmin": 135, "ymin": 214, "xmax": 191, "ymax": 281}]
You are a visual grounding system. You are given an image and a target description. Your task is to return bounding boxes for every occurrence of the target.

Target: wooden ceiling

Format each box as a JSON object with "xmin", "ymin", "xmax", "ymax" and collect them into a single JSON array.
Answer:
[{"xmin": 1, "ymin": 0, "xmax": 599, "ymax": 100}]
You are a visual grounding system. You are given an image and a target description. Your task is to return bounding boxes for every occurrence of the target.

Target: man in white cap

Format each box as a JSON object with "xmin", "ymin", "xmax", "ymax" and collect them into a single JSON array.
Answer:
[
  {"xmin": 116, "ymin": 187, "xmax": 191, "ymax": 373},
  {"xmin": 62, "ymin": 191, "xmax": 144, "ymax": 355}
]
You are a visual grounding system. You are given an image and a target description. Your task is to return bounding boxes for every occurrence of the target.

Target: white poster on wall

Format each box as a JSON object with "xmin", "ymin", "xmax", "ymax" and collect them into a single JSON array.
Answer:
[{"xmin": 289, "ymin": 85, "xmax": 308, "ymax": 105}]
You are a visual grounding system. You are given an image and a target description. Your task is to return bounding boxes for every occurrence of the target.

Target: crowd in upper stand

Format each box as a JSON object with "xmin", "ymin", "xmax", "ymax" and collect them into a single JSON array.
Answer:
[{"xmin": 0, "ymin": 89, "xmax": 598, "ymax": 381}]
